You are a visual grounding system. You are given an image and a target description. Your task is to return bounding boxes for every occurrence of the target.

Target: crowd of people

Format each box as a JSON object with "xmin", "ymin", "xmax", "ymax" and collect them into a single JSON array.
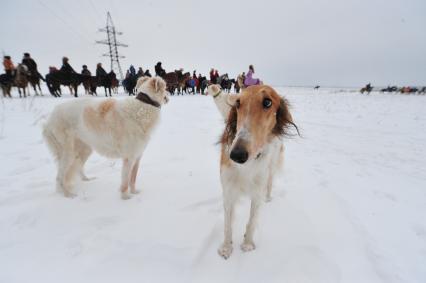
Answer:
[{"xmin": 1, "ymin": 53, "xmax": 264, "ymax": 97}]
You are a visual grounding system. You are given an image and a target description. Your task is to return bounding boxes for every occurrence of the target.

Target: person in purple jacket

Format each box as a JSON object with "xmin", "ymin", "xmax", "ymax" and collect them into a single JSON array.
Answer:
[{"xmin": 244, "ymin": 65, "xmax": 262, "ymax": 87}]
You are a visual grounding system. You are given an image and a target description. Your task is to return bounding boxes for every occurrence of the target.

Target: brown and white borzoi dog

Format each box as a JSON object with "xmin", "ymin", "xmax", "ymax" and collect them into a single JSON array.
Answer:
[
  {"xmin": 43, "ymin": 76, "xmax": 169, "ymax": 199},
  {"xmin": 218, "ymin": 85, "xmax": 297, "ymax": 259}
]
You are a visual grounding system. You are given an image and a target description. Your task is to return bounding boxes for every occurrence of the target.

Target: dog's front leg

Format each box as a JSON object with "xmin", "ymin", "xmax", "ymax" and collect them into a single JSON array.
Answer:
[
  {"xmin": 129, "ymin": 157, "xmax": 141, "ymax": 194},
  {"xmin": 218, "ymin": 197, "xmax": 235, "ymax": 259},
  {"xmin": 241, "ymin": 198, "xmax": 261, "ymax": 252},
  {"xmin": 120, "ymin": 158, "xmax": 134, "ymax": 200}
]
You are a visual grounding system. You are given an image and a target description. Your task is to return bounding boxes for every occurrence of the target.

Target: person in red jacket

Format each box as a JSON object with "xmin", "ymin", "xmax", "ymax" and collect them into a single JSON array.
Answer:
[{"xmin": 3, "ymin": 56, "xmax": 15, "ymax": 81}]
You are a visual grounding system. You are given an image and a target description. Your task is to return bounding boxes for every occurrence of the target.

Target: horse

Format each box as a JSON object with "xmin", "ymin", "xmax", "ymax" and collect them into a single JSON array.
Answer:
[
  {"xmin": 220, "ymin": 76, "xmax": 234, "ymax": 93},
  {"xmin": 360, "ymin": 84, "xmax": 373, "ymax": 94},
  {"xmin": 380, "ymin": 86, "xmax": 398, "ymax": 93},
  {"xmin": 14, "ymin": 64, "xmax": 30, "ymax": 98},
  {"xmin": 0, "ymin": 73, "xmax": 13, "ymax": 98},
  {"xmin": 97, "ymin": 72, "xmax": 117, "ymax": 97},
  {"xmin": 161, "ymin": 72, "xmax": 179, "ymax": 95},
  {"xmin": 111, "ymin": 77, "xmax": 119, "ymax": 94},
  {"xmin": 28, "ymin": 72, "xmax": 44, "ymax": 96},
  {"xmin": 45, "ymin": 70, "xmax": 83, "ymax": 97},
  {"xmin": 400, "ymin": 87, "xmax": 418, "ymax": 94},
  {"xmin": 176, "ymin": 70, "xmax": 191, "ymax": 95},
  {"xmin": 122, "ymin": 75, "xmax": 138, "ymax": 95}
]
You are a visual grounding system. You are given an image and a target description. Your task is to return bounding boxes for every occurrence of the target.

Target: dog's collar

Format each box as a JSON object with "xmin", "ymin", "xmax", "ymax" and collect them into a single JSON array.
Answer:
[
  {"xmin": 213, "ymin": 90, "xmax": 222, "ymax": 98},
  {"xmin": 136, "ymin": 92, "xmax": 161, "ymax": 108}
]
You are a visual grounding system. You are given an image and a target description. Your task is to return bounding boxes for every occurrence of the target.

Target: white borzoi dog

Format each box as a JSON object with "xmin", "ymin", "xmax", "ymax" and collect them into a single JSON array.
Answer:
[
  {"xmin": 207, "ymin": 84, "xmax": 234, "ymax": 120},
  {"xmin": 218, "ymin": 85, "xmax": 298, "ymax": 259},
  {"xmin": 43, "ymin": 76, "xmax": 169, "ymax": 199}
]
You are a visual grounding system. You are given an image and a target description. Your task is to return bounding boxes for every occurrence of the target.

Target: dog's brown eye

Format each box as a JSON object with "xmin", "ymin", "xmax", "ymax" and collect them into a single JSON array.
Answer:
[
  {"xmin": 235, "ymin": 99, "xmax": 240, "ymax": 109},
  {"xmin": 263, "ymin": 98, "xmax": 272, "ymax": 109}
]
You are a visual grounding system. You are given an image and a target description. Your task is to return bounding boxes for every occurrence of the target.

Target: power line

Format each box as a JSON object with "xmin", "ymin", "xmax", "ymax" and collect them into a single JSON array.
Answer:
[{"xmin": 96, "ymin": 12, "xmax": 128, "ymax": 80}]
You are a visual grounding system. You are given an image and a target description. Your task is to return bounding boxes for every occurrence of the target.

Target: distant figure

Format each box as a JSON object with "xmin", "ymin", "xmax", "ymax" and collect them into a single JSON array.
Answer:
[
  {"xmin": 81, "ymin": 65, "xmax": 91, "ymax": 76},
  {"xmin": 244, "ymin": 65, "xmax": 262, "ymax": 87},
  {"xmin": 22, "ymin": 53, "xmax": 42, "ymax": 79},
  {"xmin": 129, "ymin": 65, "xmax": 136, "ymax": 76},
  {"xmin": 360, "ymin": 83, "xmax": 373, "ymax": 94},
  {"xmin": 155, "ymin": 62, "xmax": 166, "ymax": 77},
  {"xmin": 60, "ymin": 57, "xmax": 76, "ymax": 74},
  {"xmin": 144, "ymin": 69, "xmax": 152, "ymax": 77},
  {"xmin": 3, "ymin": 55, "xmax": 15, "ymax": 81},
  {"xmin": 210, "ymin": 68, "xmax": 219, "ymax": 84},
  {"xmin": 314, "ymin": 85, "xmax": 320, "ymax": 90},
  {"xmin": 96, "ymin": 63, "xmax": 107, "ymax": 78},
  {"xmin": 137, "ymin": 67, "xmax": 144, "ymax": 77}
]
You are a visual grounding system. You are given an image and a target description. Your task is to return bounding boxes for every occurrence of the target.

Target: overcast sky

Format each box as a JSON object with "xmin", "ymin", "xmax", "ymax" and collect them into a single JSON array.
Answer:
[{"xmin": 1, "ymin": 0, "xmax": 425, "ymax": 87}]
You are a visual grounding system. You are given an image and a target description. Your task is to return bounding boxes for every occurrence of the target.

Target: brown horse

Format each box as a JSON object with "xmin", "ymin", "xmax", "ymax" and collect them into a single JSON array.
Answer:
[
  {"xmin": 161, "ymin": 72, "xmax": 179, "ymax": 94},
  {"xmin": 14, "ymin": 64, "xmax": 29, "ymax": 98}
]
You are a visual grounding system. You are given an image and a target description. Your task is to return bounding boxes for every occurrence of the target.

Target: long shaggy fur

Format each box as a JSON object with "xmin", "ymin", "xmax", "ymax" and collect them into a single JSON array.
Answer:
[{"xmin": 43, "ymin": 76, "xmax": 168, "ymax": 199}]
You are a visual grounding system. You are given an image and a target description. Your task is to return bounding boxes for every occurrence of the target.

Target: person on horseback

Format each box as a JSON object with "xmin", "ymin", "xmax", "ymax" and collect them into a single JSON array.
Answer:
[
  {"xmin": 155, "ymin": 62, "xmax": 166, "ymax": 77},
  {"xmin": 144, "ymin": 69, "xmax": 152, "ymax": 77},
  {"xmin": 21, "ymin": 53, "xmax": 43, "ymax": 81},
  {"xmin": 81, "ymin": 65, "xmax": 91, "ymax": 76},
  {"xmin": 60, "ymin": 57, "xmax": 76, "ymax": 74},
  {"xmin": 96, "ymin": 63, "xmax": 107, "ymax": 78},
  {"xmin": 129, "ymin": 65, "xmax": 136, "ymax": 77},
  {"xmin": 137, "ymin": 67, "xmax": 144, "ymax": 77},
  {"xmin": 3, "ymin": 55, "xmax": 15, "ymax": 81},
  {"xmin": 244, "ymin": 65, "xmax": 262, "ymax": 87}
]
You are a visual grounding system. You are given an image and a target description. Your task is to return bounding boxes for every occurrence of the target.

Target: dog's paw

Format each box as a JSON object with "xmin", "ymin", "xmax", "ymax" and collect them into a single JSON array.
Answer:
[
  {"xmin": 121, "ymin": 192, "xmax": 132, "ymax": 200},
  {"xmin": 63, "ymin": 191, "xmax": 77, "ymax": 198},
  {"xmin": 82, "ymin": 176, "xmax": 96, "ymax": 181},
  {"xmin": 130, "ymin": 189, "xmax": 140, "ymax": 195},
  {"xmin": 218, "ymin": 244, "xmax": 233, "ymax": 259},
  {"xmin": 240, "ymin": 241, "xmax": 256, "ymax": 252}
]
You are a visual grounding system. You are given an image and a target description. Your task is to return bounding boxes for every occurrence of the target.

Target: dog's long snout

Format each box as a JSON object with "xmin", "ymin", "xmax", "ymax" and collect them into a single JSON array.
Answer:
[{"xmin": 230, "ymin": 146, "xmax": 249, "ymax": 164}]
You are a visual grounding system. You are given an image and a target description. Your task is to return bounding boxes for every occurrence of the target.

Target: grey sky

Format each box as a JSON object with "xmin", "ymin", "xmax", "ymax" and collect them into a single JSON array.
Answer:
[{"xmin": 1, "ymin": 0, "xmax": 425, "ymax": 87}]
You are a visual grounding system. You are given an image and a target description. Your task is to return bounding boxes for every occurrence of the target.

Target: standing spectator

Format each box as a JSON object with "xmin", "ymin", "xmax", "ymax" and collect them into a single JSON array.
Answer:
[
  {"xmin": 3, "ymin": 55, "xmax": 15, "ymax": 81},
  {"xmin": 244, "ymin": 65, "xmax": 262, "ymax": 87},
  {"xmin": 81, "ymin": 65, "xmax": 91, "ymax": 76},
  {"xmin": 60, "ymin": 57, "xmax": 76, "ymax": 74}
]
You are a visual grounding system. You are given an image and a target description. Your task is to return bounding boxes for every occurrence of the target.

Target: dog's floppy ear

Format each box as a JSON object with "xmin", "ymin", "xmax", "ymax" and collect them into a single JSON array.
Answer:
[
  {"xmin": 150, "ymin": 77, "xmax": 166, "ymax": 93},
  {"xmin": 136, "ymin": 77, "xmax": 150, "ymax": 90},
  {"xmin": 273, "ymin": 97, "xmax": 299, "ymax": 137},
  {"xmin": 221, "ymin": 105, "xmax": 238, "ymax": 145}
]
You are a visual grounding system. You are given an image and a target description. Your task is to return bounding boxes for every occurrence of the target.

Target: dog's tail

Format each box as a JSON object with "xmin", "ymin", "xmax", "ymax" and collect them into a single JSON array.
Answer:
[{"xmin": 42, "ymin": 122, "xmax": 62, "ymax": 162}]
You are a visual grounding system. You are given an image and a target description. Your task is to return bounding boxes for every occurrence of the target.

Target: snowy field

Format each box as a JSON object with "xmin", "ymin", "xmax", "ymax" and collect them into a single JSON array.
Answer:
[{"xmin": 0, "ymin": 88, "xmax": 425, "ymax": 283}]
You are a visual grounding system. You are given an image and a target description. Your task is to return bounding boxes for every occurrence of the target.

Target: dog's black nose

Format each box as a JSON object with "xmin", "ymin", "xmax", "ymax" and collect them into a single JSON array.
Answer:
[{"xmin": 230, "ymin": 147, "xmax": 248, "ymax": 164}]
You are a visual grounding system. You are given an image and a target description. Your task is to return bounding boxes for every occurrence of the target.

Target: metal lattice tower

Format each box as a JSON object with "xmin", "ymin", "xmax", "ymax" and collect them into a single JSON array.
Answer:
[{"xmin": 96, "ymin": 12, "xmax": 128, "ymax": 80}]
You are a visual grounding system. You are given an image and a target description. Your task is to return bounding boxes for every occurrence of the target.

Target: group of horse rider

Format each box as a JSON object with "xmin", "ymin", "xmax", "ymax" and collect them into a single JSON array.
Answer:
[
  {"xmin": 2, "ymin": 54, "xmax": 114, "ymax": 83},
  {"xmin": 2, "ymin": 53, "xmax": 44, "ymax": 82}
]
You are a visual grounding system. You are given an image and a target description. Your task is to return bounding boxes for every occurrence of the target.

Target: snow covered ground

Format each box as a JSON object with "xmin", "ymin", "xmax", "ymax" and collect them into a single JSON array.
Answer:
[{"xmin": 0, "ymin": 88, "xmax": 425, "ymax": 283}]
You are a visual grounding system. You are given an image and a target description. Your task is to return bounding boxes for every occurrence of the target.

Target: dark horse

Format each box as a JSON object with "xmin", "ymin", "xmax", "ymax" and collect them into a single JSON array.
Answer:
[
  {"xmin": 360, "ymin": 83, "xmax": 373, "ymax": 94},
  {"xmin": 122, "ymin": 75, "xmax": 139, "ymax": 95},
  {"xmin": 46, "ymin": 71, "xmax": 83, "ymax": 97},
  {"xmin": 81, "ymin": 72, "xmax": 117, "ymax": 96}
]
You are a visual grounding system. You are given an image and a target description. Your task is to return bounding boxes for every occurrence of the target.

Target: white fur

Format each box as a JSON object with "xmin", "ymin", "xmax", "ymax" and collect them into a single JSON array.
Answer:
[
  {"xmin": 43, "ymin": 77, "xmax": 168, "ymax": 199},
  {"xmin": 218, "ymin": 138, "xmax": 284, "ymax": 259}
]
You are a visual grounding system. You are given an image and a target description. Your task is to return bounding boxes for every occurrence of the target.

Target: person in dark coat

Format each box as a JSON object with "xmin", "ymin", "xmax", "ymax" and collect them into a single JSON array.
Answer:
[
  {"xmin": 21, "ymin": 53, "xmax": 37, "ymax": 74},
  {"xmin": 129, "ymin": 65, "xmax": 136, "ymax": 76},
  {"xmin": 137, "ymin": 67, "xmax": 144, "ymax": 77},
  {"xmin": 155, "ymin": 62, "xmax": 166, "ymax": 77},
  {"xmin": 144, "ymin": 69, "xmax": 152, "ymax": 77},
  {"xmin": 60, "ymin": 57, "xmax": 76, "ymax": 74},
  {"xmin": 22, "ymin": 53, "xmax": 44, "ymax": 81},
  {"xmin": 81, "ymin": 65, "xmax": 91, "ymax": 76},
  {"xmin": 96, "ymin": 63, "xmax": 107, "ymax": 78}
]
